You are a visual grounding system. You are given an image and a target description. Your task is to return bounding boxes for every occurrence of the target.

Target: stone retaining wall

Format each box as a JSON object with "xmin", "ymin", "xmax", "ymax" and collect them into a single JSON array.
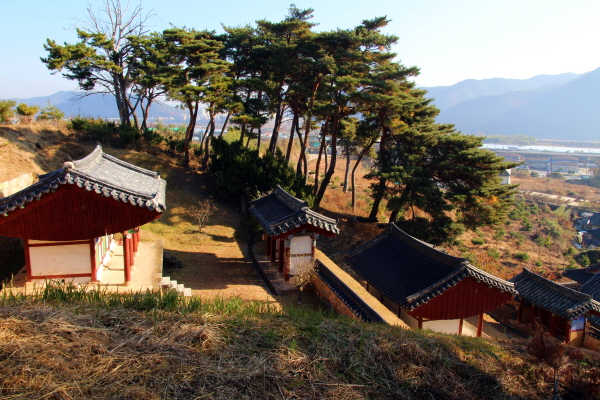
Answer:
[
  {"xmin": 0, "ymin": 173, "xmax": 36, "ymax": 198},
  {"xmin": 313, "ymin": 249, "xmax": 408, "ymax": 328}
]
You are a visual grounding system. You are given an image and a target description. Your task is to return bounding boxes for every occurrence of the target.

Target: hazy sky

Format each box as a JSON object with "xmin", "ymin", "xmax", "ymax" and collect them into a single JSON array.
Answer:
[{"xmin": 2, "ymin": 0, "xmax": 600, "ymax": 99}]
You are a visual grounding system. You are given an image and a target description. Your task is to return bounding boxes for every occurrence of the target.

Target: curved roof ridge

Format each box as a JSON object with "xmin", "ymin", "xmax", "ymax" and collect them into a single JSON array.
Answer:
[
  {"xmin": 519, "ymin": 268, "xmax": 592, "ymax": 301},
  {"xmin": 72, "ymin": 144, "xmax": 103, "ymax": 170},
  {"xmin": 273, "ymin": 185, "xmax": 307, "ymax": 210},
  {"xmin": 389, "ymin": 223, "xmax": 465, "ymax": 268}
]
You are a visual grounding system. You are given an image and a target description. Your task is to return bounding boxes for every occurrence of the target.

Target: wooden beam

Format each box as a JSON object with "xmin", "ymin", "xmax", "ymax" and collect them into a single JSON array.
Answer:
[
  {"xmin": 90, "ymin": 238, "xmax": 98, "ymax": 282},
  {"xmin": 24, "ymin": 239, "xmax": 31, "ymax": 282},
  {"xmin": 265, "ymin": 234, "xmax": 271, "ymax": 256},
  {"xmin": 458, "ymin": 317, "xmax": 463, "ymax": 336},
  {"xmin": 278, "ymin": 238, "xmax": 284, "ymax": 274},
  {"xmin": 477, "ymin": 313, "xmax": 484, "ymax": 337},
  {"xmin": 270, "ymin": 237, "xmax": 276, "ymax": 266},
  {"xmin": 123, "ymin": 232, "xmax": 131, "ymax": 283}
]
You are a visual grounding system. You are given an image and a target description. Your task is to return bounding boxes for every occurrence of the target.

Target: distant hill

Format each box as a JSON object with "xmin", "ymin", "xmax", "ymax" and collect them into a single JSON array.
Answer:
[
  {"xmin": 422, "ymin": 73, "xmax": 579, "ymax": 110},
  {"xmin": 9, "ymin": 91, "xmax": 188, "ymax": 122},
  {"xmin": 421, "ymin": 70, "xmax": 600, "ymax": 141}
]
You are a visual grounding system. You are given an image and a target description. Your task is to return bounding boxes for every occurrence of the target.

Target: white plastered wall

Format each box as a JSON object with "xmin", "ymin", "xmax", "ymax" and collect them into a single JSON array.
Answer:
[
  {"xmin": 28, "ymin": 240, "xmax": 91, "ymax": 283},
  {"xmin": 422, "ymin": 319, "xmax": 460, "ymax": 335},
  {"xmin": 289, "ymin": 235, "xmax": 312, "ymax": 275},
  {"xmin": 400, "ymin": 310, "xmax": 419, "ymax": 330}
]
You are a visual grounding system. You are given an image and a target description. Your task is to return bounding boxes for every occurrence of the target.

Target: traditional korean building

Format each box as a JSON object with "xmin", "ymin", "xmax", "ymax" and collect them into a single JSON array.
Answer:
[
  {"xmin": 512, "ymin": 268, "xmax": 600, "ymax": 345},
  {"xmin": 249, "ymin": 186, "xmax": 339, "ymax": 281},
  {"xmin": 0, "ymin": 145, "xmax": 166, "ymax": 285},
  {"xmin": 346, "ymin": 223, "xmax": 516, "ymax": 336},
  {"xmin": 562, "ymin": 263, "xmax": 600, "ymax": 286}
]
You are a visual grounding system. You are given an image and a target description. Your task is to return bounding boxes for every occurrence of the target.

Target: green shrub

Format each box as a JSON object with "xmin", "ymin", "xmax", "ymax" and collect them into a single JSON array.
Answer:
[
  {"xmin": 142, "ymin": 128, "xmax": 164, "ymax": 146},
  {"xmin": 0, "ymin": 100, "xmax": 16, "ymax": 124},
  {"xmin": 471, "ymin": 238, "xmax": 485, "ymax": 245},
  {"xmin": 547, "ymin": 172, "xmax": 565, "ymax": 179},
  {"xmin": 37, "ymin": 102, "xmax": 64, "ymax": 121},
  {"xmin": 513, "ymin": 252, "xmax": 530, "ymax": 262},
  {"xmin": 493, "ymin": 227, "xmax": 506, "ymax": 241},
  {"xmin": 117, "ymin": 124, "xmax": 140, "ymax": 146},
  {"xmin": 530, "ymin": 171, "xmax": 539, "ymax": 178},
  {"xmin": 67, "ymin": 116, "xmax": 89, "ymax": 134},
  {"xmin": 487, "ymin": 248, "xmax": 500, "ymax": 260},
  {"xmin": 535, "ymin": 259, "xmax": 543, "ymax": 268}
]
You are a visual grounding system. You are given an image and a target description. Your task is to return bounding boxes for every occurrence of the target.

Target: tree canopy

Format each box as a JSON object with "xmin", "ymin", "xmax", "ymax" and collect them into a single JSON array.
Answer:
[{"xmin": 41, "ymin": 4, "xmax": 518, "ymax": 242}]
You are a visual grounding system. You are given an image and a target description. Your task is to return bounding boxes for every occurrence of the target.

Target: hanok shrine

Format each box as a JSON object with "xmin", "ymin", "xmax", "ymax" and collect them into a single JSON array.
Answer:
[
  {"xmin": 249, "ymin": 186, "xmax": 339, "ymax": 281},
  {"xmin": 512, "ymin": 268, "xmax": 600, "ymax": 345},
  {"xmin": 346, "ymin": 223, "xmax": 516, "ymax": 336},
  {"xmin": 0, "ymin": 145, "xmax": 166, "ymax": 285}
]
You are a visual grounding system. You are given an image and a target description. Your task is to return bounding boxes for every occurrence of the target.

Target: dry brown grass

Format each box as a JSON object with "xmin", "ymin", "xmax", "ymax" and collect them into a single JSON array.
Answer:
[{"xmin": 0, "ymin": 299, "xmax": 576, "ymax": 399}]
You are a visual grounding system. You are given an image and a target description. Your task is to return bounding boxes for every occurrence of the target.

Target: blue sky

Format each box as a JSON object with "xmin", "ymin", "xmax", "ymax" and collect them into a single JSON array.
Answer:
[{"xmin": 3, "ymin": 0, "xmax": 600, "ymax": 98}]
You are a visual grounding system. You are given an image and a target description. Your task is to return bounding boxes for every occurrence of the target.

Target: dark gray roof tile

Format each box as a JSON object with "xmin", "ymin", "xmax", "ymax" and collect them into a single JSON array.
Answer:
[
  {"xmin": 0, "ymin": 144, "xmax": 166, "ymax": 216},
  {"xmin": 345, "ymin": 223, "xmax": 515, "ymax": 311},
  {"xmin": 249, "ymin": 186, "xmax": 339, "ymax": 236},
  {"xmin": 512, "ymin": 269, "xmax": 600, "ymax": 319}
]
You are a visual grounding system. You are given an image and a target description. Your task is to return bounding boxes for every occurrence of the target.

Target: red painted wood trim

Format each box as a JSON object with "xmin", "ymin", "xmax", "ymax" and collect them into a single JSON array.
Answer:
[
  {"xmin": 123, "ymin": 233, "xmax": 131, "ymax": 282},
  {"xmin": 27, "ymin": 240, "xmax": 91, "ymax": 247},
  {"xmin": 278, "ymin": 238, "xmax": 284, "ymax": 273},
  {"xmin": 90, "ymin": 238, "xmax": 98, "ymax": 282},
  {"xmin": 458, "ymin": 318, "xmax": 463, "ymax": 336},
  {"xmin": 270, "ymin": 224, "xmax": 337, "ymax": 239},
  {"xmin": 24, "ymin": 239, "xmax": 32, "ymax": 282},
  {"xmin": 565, "ymin": 322, "xmax": 571, "ymax": 344},
  {"xmin": 549, "ymin": 314, "xmax": 556, "ymax": 336},
  {"xmin": 31, "ymin": 273, "xmax": 92, "ymax": 279},
  {"xmin": 284, "ymin": 246, "xmax": 291, "ymax": 282},
  {"xmin": 477, "ymin": 313, "xmax": 484, "ymax": 337},
  {"xmin": 265, "ymin": 234, "xmax": 271, "ymax": 256},
  {"xmin": 270, "ymin": 236, "xmax": 276, "ymax": 266},
  {"xmin": 418, "ymin": 317, "xmax": 423, "ymax": 330},
  {"xmin": 0, "ymin": 185, "xmax": 161, "ymax": 241}
]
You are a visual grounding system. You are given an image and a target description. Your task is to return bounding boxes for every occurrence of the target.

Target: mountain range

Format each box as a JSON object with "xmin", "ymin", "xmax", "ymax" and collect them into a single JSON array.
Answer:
[
  {"xmin": 8, "ymin": 68, "xmax": 600, "ymax": 141},
  {"xmin": 9, "ymin": 91, "xmax": 187, "ymax": 122},
  {"xmin": 423, "ymin": 68, "xmax": 600, "ymax": 141}
]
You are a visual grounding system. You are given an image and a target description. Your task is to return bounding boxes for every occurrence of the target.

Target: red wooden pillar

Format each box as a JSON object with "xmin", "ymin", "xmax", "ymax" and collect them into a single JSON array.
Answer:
[
  {"xmin": 418, "ymin": 317, "xmax": 423, "ymax": 330},
  {"xmin": 517, "ymin": 298, "xmax": 524, "ymax": 322},
  {"xmin": 270, "ymin": 237, "xmax": 277, "ymax": 266},
  {"xmin": 458, "ymin": 317, "xmax": 464, "ymax": 336},
  {"xmin": 129, "ymin": 233, "xmax": 135, "ymax": 267},
  {"xmin": 265, "ymin": 234, "xmax": 271, "ymax": 257},
  {"xmin": 549, "ymin": 314, "xmax": 556, "ymax": 337},
  {"xmin": 123, "ymin": 232, "xmax": 131, "ymax": 284},
  {"xmin": 476, "ymin": 313, "xmax": 484, "ymax": 337},
  {"xmin": 132, "ymin": 228, "xmax": 139, "ymax": 253},
  {"xmin": 278, "ymin": 238, "xmax": 285, "ymax": 273},
  {"xmin": 530, "ymin": 306, "xmax": 537, "ymax": 328},
  {"xmin": 283, "ymin": 242, "xmax": 291, "ymax": 282},
  {"xmin": 24, "ymin": 239, "xmax": 32, "ymax": 282},
  {"xmin": 565, "ymin": 322, "xmax": 571, "ymax": 344},
  {"xmin": 90, "ymin": 238, "xmax": 98, "ymax": 282}
]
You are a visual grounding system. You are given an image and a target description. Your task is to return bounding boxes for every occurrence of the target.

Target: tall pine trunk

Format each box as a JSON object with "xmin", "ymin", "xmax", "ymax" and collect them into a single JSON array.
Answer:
[{"xmin": 315, "ymin": 116, "xmax": 339, "ymax": 207}]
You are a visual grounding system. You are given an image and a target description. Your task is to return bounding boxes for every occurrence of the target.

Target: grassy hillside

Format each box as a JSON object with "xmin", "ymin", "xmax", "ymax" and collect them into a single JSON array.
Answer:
[{"xmin": 0, "ymin": 289, "xmax": 590, "ymax": 400}]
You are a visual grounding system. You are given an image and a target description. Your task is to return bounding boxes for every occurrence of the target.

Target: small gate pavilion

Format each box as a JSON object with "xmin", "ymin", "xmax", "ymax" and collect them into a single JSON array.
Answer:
[
  {"xmin": 346, "ymin": 224, "xmax": 517, "ymax": 336},
  {"xmin": 0, "ymin": 145, "xmax": 166, "ymax": 285},
  {"xmin": 249, "ymin": 186, "xmax": 339, "ymax": 281},
  {"xmin": 512, "ymin": 268, "xmax": 600, "ymax": 345}
]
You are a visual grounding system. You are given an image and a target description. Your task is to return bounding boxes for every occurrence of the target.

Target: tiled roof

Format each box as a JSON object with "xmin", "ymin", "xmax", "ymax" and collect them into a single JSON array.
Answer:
[
  {"xmin": 512, "ymin": 268, "xmax": 600, "ymax": 319},
  {"xmin": 562, "ymin": 266, "xmax": 598, "ymax": 285},
  {"xmin": 0, "ymin": 145, "xmax": 166, "ymax": 216},
  {"xmin": 345, "ymin": 224, "xmax": 516, "ymax": 311},
  {"xmin": 586, "ymin": 228, "xmax": 600, "ymax": 239},
  {"xmin": 581, "ymin": 273, "xmax": 600, "ymax": 302},
  {"xmin": 249, "ymin": 186, "xmax": 339, "ymax": 237}
]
